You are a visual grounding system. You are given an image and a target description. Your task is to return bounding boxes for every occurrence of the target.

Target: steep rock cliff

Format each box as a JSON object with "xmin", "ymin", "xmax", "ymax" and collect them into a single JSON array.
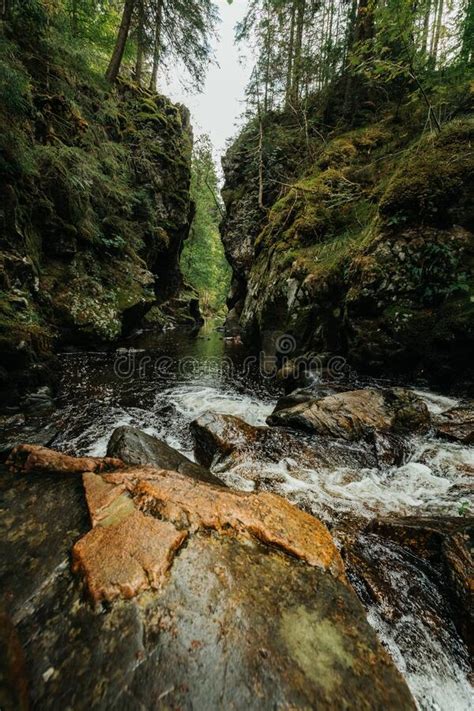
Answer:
[
  {"xmin": 221, "ymin": 113, "xmax": 474, "ymax": 387},
  {"xmin": 0, "ymin": 19, "xmax": 196, "ymax": 391}
]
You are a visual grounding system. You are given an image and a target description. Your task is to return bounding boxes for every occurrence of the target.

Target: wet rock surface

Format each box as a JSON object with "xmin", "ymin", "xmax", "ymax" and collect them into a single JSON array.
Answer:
[
  {"xmin": 0, "ymin": 611, "xmax": 29, "ymax": 711},
  {"xmin": 106, "ymin": 425, "xmax": 223, "ymax": 486},
  {"xmin": 0, "ymin": 414, "xmax": 58, "ymax": 460},
  {"xmin": 267, "ymin": 387, "xmax": 430, "ymax": 441},
  {"xmin": 221, "ymin": 119, "xmax": 474, "ymax": 387},
  {"xmin": 191, "ymin": 411, "xmax": 376, "ymax": 483},
  {"xmin": 73, "ymin": 508, "xmax": 187, "ymax": 603},
  {"xmin": 364, "ymin": 516, "xmax": 474, "ymax": 657},
  {"xmin": 434, "ymin": 404, "xmax": 474, "ymax": 444},
  {"xmin": 0, "ymin": 449, "xmax": 417, "ymax": 709},
  {"xmin": 73, "ymin": 460, "xmax": 346, "ymax": 600}
]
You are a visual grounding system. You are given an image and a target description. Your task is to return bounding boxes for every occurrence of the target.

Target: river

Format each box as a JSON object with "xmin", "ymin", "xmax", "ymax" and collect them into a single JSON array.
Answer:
[{"xmin": 47, "ymin": 324, "xmax": 473, "ymax": 710}]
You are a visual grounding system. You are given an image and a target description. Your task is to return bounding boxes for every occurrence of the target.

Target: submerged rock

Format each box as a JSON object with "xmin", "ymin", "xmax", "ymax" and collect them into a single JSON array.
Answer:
[
  {"xmin": 267, "ymin": 387, "xmax": 430, "ymax": 441},
  {"xmin": 434, "ymin": 404, "xmax": 474, "ymax": 444},
  {"xmin": 106, "ymin": 425, "xmax": 223, "ymax": 486},
  {"xmin": 0, "ymin": 450, "xmax": 416, "ymax": 709}
]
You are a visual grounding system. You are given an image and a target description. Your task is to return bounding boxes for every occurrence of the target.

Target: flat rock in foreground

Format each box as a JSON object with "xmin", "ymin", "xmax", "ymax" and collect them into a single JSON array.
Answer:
[
  {"xmin": 75, "ymin": 465, "xmax": 346, "ymax": 601},
  {"xmin": 1, "ymin": 447, "xmax": 416, "ymax": 709}
]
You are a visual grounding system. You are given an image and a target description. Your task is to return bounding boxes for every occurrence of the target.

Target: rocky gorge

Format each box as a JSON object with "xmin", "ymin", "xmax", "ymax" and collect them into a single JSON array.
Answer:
[
  {"xmin": 1, "ymin": 2, "xmax": 474, "ymax": 710},
  {"xmin": 221, "ymin": 113, "xmax": 474, "ymax": 390}
]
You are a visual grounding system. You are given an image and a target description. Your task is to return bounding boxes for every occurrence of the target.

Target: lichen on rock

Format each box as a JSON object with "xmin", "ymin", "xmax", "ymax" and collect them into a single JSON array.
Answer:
[{"xmin": 72, "ymin": 463, "xmax": 347, "ymax": 603}]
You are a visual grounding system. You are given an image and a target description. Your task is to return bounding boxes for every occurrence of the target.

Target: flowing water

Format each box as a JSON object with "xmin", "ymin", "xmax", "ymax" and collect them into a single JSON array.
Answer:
[{"xmin": 48, "ymin": 324, "xmax": 472, "ymax": 710}]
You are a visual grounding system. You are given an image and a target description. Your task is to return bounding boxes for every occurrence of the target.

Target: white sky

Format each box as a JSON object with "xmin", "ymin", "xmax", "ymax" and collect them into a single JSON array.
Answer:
[{"xmin": 162, "ymin": 1, "xmax": 251, "ymax": 159}]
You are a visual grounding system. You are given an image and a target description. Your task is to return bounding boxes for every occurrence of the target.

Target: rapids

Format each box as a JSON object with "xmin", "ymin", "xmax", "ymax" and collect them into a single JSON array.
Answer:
[{"xmin": 49, "ymin": 325, "xmax": 472, "ymax": 710}]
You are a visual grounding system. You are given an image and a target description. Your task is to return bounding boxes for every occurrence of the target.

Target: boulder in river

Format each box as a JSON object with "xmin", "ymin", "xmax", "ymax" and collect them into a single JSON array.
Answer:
[
  {"xmin": 267, "ymin": 387, "xmax": 430, "ymax": 441},
  {"xmin": 106, "ymin": 425, "xmax": 223, "ymax": 486},
  {"xmin": 0, "ymin": 446, "xmax": 416, "ymax": 709},
  {"xmin": 191, "ymin": 411, "xmax": 376, "ymax": 482},
  {"xmin": 433, "ymin": 404, "xmax": 474, "ymax": 444}
]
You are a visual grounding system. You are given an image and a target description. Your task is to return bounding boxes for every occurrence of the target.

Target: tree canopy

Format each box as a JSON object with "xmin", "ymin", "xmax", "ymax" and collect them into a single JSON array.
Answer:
[{"xmin": 239, "ymin": 0, "xmax": 473, "ymax": 123}]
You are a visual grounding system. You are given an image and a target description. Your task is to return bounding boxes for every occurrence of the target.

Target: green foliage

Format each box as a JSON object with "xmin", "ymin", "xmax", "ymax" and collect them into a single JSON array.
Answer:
[
  {"xmin": 0, "ymin": 38, "xmax": 32, "ymax": 116},
  {"xmin": 181, "ymin": 135, "xmax": 231, "ymax": 316},
  {"xmin": 349, "ymin": 0, "xmax": 474, "ymax": 128},
  {"xmin": 9, "ymin": 0, "xmax": 49, "ymax": 35}
]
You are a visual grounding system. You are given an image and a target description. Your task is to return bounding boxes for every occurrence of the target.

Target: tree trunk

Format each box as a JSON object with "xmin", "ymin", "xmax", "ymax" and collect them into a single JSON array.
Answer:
[
  {"xmin": 71, "ymin": 0, "xmax": 79, "ymax": 36},
  {"xmin": 134, "ymin": 0, "xmax": 145, "ymax": 84},
  {"xmin": 460, "ymin": 0, "xmax": 474, "ymax": 64},
  {"xmin": 421, "ymin": 0, "xmax": 432, "ymax": 55},
  {"xmin": 105, "ymin": 0, "xmax": 136, "ymax": 83},
  {"xmin": 263, "ymin": 1, "xmax": 273, "ymax": 113},
  {"xmin": 290, "ymin": 0, "xmax": 306, "ymax": 106},
  {"xmin": 341, "ymin": 0, "xmax": 377, "ymax": 120},
  {"xmin": 1, "ymin": 0, "xmax": 10, "ymax": 20},
  {"xmin": 431, "ymin": 0, "xmax": 444, "ymax": 64},
  {"xmin": 285, "ymin": 2, "xmax": 296, "ymax": 107},
  {"xmin": 354, "ymin": 0, "xmax": 375, "ymax": 45},
  {"xmin": 255, "ymin": 78, "xmax": 265, "ymax": 210},
  {"xmin": 258, "ymin": 116, "xmax": 264, "ymax": 210},
  {"xmin": 326, "ymin": 0, "xmax": 334, "ymax": 85},
  {"xmin": 319, "ymin": 1, "xmax": 326, "ymax": 89},
  {"xmin": 149, "ymin": 0, "xmax": 163, "ymax": 91}
]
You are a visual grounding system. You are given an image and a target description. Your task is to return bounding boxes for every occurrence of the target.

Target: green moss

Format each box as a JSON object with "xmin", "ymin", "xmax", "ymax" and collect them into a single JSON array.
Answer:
[
  {"xmin": 380, "ymin": 119, "xmax": 474, "ymax": 227},
  {"xmin": 0, "ymin": 25, "xmax": 193, "ymax": 360}
]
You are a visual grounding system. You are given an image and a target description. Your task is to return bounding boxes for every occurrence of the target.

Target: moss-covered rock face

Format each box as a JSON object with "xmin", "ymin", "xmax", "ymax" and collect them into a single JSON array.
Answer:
[
  {"xmin": 0, "ymin": 28, "xmax": 193, "ymax": 379},
  {"xmin": 221, "ymin": 116, "xmax": 474, "ymax": 387}
]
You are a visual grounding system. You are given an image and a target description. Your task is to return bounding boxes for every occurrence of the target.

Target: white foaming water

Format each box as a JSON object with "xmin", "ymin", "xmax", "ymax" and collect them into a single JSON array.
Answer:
[
  {"xmin": 210, "ymin": 432, "xmax": 471, "ymax": 520},
  {"xmin": 218, "ymin": 457, "xmax": 460, "ymax": 519},
  {"xmin": 359, "ymin": 536, "xmax": 473, "ymax": 711},
  {"xmin": 159, "ymin": 384, "xmax": 274, "ymax": 426},
  {"xmin": 367, "ymin": 607, "xmax": 473, "ymax": 711},
  {"xmin": 53, "ymin": 405, "xmax": 164, "ymax": 457},
  {"xmin": 412, "ymin": 389, "xmax": 460, "ymax": 415}
]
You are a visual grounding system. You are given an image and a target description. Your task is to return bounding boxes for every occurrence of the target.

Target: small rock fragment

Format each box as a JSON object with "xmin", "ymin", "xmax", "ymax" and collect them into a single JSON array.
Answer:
[
  {"xmin": 7, "ymin": 444, "xmax": 124, "ymax": 475},
  {"xmin": 72, "ymin": 509, "xmax": 187, "ymax": 603}
]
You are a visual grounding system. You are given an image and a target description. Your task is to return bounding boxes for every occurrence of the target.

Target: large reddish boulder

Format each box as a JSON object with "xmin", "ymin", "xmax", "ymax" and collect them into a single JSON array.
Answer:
[{"xmin": 1, "ymin": 446, "xmax": 416, "ymax": 709}]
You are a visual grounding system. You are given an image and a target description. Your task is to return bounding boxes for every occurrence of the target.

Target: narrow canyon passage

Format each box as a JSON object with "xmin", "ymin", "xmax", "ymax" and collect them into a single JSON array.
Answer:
[{"xmin": 1, "ymin": 1, "xmax": 473, "ymax": 709}]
